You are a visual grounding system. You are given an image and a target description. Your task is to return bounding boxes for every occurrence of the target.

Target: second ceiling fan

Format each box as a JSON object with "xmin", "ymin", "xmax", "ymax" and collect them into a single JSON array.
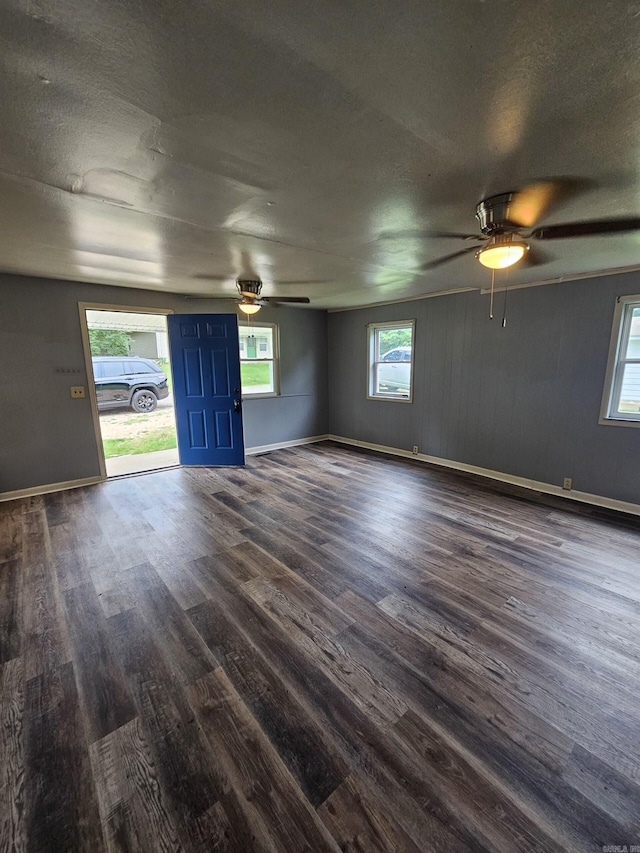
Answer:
[
  {"xmin": 233, "ymin": 279, "xmax": 310, "ymax": 314},
  {"xmin": 188, "ymin": 250, "xmax": 312, "ymax": 314},
  {"xmin": 384, "ymin": 180, "xmax": 640, "ymax": 272}
]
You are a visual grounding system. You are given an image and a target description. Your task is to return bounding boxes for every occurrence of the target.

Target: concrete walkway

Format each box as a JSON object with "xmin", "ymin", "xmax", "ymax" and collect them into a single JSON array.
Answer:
[{"xmin": 106, "ymin": 447, "xmax": 179, "ymax": 477}]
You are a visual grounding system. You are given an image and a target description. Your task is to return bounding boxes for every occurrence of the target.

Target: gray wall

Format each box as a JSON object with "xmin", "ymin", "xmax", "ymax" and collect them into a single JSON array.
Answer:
[
  {"xmin": 0, "ymin": 274, "xmax": 328, "ymax": 494},
  {"xmin": 328, "ymin": 272, "xmax": 640, "ymax": 506},
  {"xmin": 242, "ymin": 308, "xmax": 329, "ymax": 449},
  {"xmin": 4, "ymin": 267, "xmax": 639, "ymax": 505}
]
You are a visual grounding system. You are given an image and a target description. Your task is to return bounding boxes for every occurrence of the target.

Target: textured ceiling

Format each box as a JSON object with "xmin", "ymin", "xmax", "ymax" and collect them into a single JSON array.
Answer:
[{"xmin": 2, "ymin": 0, "xmax": 640, "ymax": 308}]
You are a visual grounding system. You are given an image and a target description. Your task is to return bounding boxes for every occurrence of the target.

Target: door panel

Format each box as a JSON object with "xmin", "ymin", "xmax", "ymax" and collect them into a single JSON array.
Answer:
[{"xmin": 168, "ymin": 314, "xmax": 244, "ymax": 465}]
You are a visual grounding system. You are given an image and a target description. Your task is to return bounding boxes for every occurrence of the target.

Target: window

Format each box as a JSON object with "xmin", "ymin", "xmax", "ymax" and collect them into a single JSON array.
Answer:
[
  {"xmin": 601, "ymin": 296, "xmax": 640, "ymax": 425},
  {"xmin": 101, "ymin": 361, "xmax": 126, "ymax": 378},
  {"xmin": 130, "ymin": 360, "xmax": 155, "ymax": 374},
  {"xmin": 239, "ymin": 324, "xmax": 278, "ymax": 396},
  {"xmin": 367, "ymin": 320, "xmax": 415, "ymax": 401}
]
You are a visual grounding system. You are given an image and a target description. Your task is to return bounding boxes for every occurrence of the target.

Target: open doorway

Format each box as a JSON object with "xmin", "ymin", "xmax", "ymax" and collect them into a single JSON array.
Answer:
[{"xmin": 83, "ymin": 307, "xmax": 179, "ymax": 477}]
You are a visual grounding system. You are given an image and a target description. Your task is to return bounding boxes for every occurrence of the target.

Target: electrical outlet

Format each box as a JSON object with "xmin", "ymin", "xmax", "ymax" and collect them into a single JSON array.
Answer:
[
  {"xmin": 70, "ymin": 386, "xmax": 85, "ymax": 399},
  {"xmin": 563, "ymin": 477, "xmax": 572, "ymax": 490},
  {"xmin": 412, "ymin": 445, "xmax": 419, "ymax": 455}
]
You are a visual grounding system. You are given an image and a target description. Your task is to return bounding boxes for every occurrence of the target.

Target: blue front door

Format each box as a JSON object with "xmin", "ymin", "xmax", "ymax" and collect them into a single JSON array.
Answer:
[{"xmin": 168, "ymin": 314, "xmax": 245, "ymax": 466}]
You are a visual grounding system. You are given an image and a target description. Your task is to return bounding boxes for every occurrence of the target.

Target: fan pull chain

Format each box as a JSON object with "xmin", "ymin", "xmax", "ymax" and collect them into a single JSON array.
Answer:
[
  {"xmin": 502, "ymin": 265, "xmax": 509, "ymax": 328},
  {"xmin": 490, "ymin": 269, "xmax": 495, "ymax": 319}
]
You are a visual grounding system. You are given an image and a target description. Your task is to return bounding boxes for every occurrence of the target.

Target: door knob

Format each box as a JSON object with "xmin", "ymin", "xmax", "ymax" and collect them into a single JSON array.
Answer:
[{"xmin": 233, "ymin": 398, "xmax": 241, "ymax": 413}]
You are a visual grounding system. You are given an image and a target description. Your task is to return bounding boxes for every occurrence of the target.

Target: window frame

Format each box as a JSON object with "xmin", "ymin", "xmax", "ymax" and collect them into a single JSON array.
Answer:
[
  {"xmin": 366, "ymin": 319, "xmax": 415, "ymax": 403},
  {"xmin": 238, "ymin": 322, "xmax": 280, "ymax": 398},
  {"xmin": 599, "ymin": 295, "xmax": 640, "ymax": 428}
]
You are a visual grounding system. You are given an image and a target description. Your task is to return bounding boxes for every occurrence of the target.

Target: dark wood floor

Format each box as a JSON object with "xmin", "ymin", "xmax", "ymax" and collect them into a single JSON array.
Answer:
[{"xmin": 1, "ymin": 442, "xmax": 640, "ymax": 851}]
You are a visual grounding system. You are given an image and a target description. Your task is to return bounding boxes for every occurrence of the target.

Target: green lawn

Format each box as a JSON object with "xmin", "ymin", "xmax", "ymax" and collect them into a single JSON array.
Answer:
[
  {"xmin": 103, "ymin": 426, "xmax": 177, "ymax": 459},
  {"xmin": 158, "ymin": 360, "xmax": 268, "ymax": 389},
  {"xmin": 241, "ymin": 362, "xmax": 271, "ymax": 386},
  {"xmin": 102, "ymin": 361, "xmax": 269, "ymax": 459}
]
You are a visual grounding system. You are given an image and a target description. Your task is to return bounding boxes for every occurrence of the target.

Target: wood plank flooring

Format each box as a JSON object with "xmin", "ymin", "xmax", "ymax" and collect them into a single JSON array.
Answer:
[{"xmin": 1, "ymin": 441, "xmax": 640, "ymax": 851}]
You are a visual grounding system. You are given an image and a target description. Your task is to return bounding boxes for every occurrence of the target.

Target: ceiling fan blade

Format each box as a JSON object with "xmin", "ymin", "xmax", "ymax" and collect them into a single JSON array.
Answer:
[
  {"xmin": 531, "ymin": 217, "xmax": 640, "ymax": 240},
  {"xmin": 507, "ymin": 181, "xmax": 562, "ymax": 229},
  {"xmin": 265, "ymin": 279, "xmax": 327, "ymax": 286},
  {"xmin": 237, "ymin": 251, "xmax": 262, "ymax": 280},
  {"xmin": 520, "ymin": 244, "xmax": 553, "ymax": 268},
  {"xmin": 178, "ymin": 293, "xmax": 238, "ymax": 302},
  {"xmin": 193, "ymin": 274, "xmax": 326, "ymax": 286},
  {"xmin": 193, "ymin": 252, "xmax": 263, "ymax": 283},
  {"xmin": 261, "ymin": 296, "xmax": 310, "ymax": 303},
  {"xmin": 381, "ymin": 229, "xmax": 483, "ymax": 241},
  {"xmin": 191, "ymin": 273, "xmax": 234, "ymax": 282},
  {"xmin": 421, "ymin": 245, "xmax": 483, "ymax": 270},
  {"xmin": 506, "ymin": 178, "xmax": 590, "ymax": 229}
]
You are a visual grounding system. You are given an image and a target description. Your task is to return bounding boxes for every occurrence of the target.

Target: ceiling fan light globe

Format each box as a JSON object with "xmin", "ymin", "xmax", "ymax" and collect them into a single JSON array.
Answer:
[
  {"xmin": 238, "ymin": 300, "xmax": 261, "ymax": 315},
  {"xmin": 477, "ymin": 241, "xmax": 528, "ymax": 269}
]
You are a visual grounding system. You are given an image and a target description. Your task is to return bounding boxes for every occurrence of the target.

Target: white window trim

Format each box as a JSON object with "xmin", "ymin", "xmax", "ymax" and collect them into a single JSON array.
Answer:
[
  {"xmin": 599, "ymin": 294, "xmax": 640, "ymax": 428},
  {"xmin": 239, "ymin": 322, "xmax": 280, "ymax": 398},
  {"xmin": 366, "ymin": 319, "xmax": 415, "ymax": 403}
]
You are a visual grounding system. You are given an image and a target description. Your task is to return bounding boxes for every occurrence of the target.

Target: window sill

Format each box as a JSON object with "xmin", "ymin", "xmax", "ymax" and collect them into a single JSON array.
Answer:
[
  {"xmin": 598, "ymin": 415, "xmax": 640, "ymax": 428},
  {"xmin": 242, "ymin": 392, "xmax": 279, "ymax": 400},
  {"xmin": 367, "ymin": 394, "xmax": 413, "ymax": 403}
]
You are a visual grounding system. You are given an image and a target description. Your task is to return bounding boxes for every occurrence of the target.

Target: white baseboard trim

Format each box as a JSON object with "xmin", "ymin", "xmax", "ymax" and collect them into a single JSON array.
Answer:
[
  {"xmin": 5, "ymin": 436, "xmax": 636, "ymax": 518},
  {"xmin": 245, "ymin": 434, "xmax": 330, "ymax": 456},
  {"xmin": 0, "ymin": 437, "xmax": 324, "ymax": 501},
  {"xmin": 0, "ymin": 475, "xmax": 104, "ymax": 504},
  {"xmin": 327, "ymin": 434, "xmax": 640, "ymax": 517}
]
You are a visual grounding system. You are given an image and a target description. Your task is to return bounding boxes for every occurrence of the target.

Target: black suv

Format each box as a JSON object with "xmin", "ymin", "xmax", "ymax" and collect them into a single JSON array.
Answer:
[{"xmin": 92, "ymin": 356, "xmax": 169, "ymax": 412}]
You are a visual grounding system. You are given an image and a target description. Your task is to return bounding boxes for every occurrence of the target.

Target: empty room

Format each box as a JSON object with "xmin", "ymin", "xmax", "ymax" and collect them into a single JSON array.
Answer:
[{"xmin": 1, "ymin": 1, "xmax": 640, "ymax": 851}]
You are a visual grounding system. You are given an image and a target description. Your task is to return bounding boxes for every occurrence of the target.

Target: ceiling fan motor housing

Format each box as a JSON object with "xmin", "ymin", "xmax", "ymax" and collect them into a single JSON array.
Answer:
[
  {"xmin": 237, "ymin": 279, "xmax": 263, "ymax": 298},
  {"xmin": 476, "ymin": 193, "xmax": 523, "ymax": 235}
]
